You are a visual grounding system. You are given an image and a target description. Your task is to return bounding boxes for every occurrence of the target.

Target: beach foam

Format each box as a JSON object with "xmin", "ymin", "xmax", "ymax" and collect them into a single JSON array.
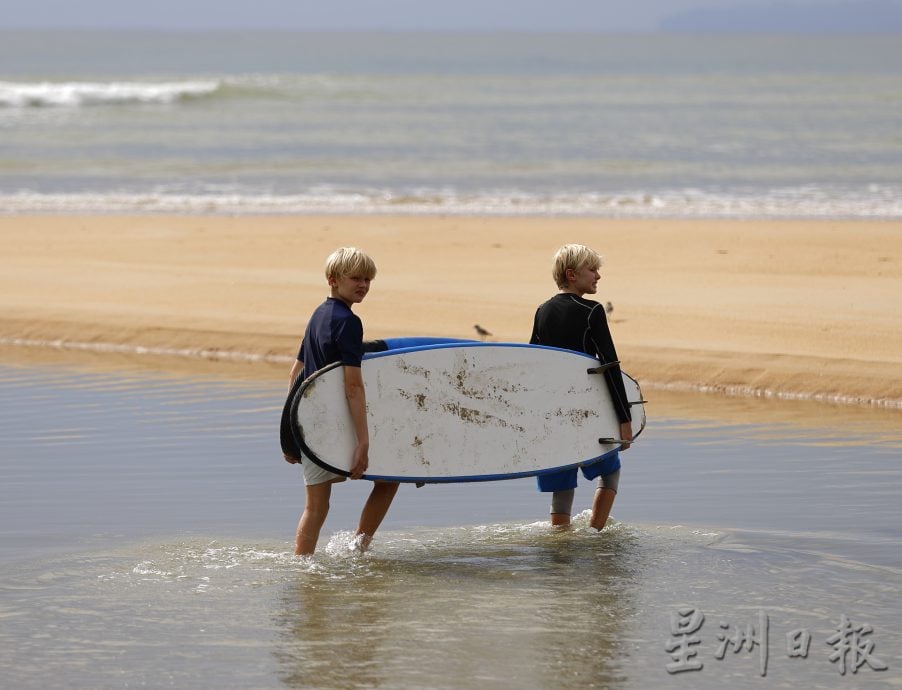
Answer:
[
  {"xmin": 0, "ymin": 79, "xmax": 222, "ymax": 107},
  {"xmin": 1, "ymin": 185, "xmax": 900, "ymax": 219}
]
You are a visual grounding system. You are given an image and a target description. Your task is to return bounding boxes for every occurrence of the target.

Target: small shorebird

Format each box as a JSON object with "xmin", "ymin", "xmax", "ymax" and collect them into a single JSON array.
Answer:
[
  {"xmin": 473, "ymin": 324, "xmax": 492, "ymax": 340},
  {"xmin": 605, "ymin": 301, "xmax": 614, "ymax": 316}
]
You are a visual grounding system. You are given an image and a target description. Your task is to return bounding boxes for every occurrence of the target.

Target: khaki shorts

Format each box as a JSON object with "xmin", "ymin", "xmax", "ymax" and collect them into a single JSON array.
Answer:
[{"xmin": 302, "ymin": 458, "xmax": 346, "ymax": 486}]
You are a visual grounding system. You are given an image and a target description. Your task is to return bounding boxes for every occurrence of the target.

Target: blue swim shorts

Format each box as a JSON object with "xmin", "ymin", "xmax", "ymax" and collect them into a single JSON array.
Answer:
[{"xmin": 536, "ymin": 449, "xmax": 621, "ymax": 493}]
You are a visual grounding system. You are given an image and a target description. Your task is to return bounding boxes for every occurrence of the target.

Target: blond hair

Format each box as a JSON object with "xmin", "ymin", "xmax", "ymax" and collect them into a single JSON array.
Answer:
[
  {"xmin": 552, "ymin": 244, "xmax": 603, "ymax": 289},
  {"xmin": 324, "ymin": 247, "xmax": 377, "ymax": 282}
]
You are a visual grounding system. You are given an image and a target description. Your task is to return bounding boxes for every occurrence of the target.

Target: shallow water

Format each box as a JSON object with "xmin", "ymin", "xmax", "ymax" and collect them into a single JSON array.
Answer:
[{"xmin": 0, "ymin": 361, "xmax": 899, "ymax": 688}]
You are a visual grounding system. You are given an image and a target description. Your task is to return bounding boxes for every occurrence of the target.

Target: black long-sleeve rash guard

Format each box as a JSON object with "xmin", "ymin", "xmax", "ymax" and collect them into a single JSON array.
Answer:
[{"xmin": 529, "ymin": 293, "xmax": 632, "ymax": 424}]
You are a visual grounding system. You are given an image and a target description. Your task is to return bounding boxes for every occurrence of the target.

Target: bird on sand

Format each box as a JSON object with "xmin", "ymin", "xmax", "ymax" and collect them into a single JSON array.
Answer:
[
  {"xmin": 473, "ymin": 324, "xmax": 492, "ymax": 340},
  {"xmin": 605, "ymin": 301, "xmax": 614, "ymax": 316}
]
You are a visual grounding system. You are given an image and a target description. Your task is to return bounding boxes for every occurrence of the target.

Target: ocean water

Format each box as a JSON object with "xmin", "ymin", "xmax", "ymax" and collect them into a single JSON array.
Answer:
[
  {"xmin": 1, "ymin": 31, "xmax": 901, "ymax": 218},
  {"xmin": 0, "ymin": 361, "xmax": 900, "ymax": 688}
]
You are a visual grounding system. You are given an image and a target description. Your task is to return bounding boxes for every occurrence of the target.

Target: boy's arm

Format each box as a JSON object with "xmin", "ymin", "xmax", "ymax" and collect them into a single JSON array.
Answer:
[
  {"xmin": 589, "ymin": 307, "xmax": 633, "ymax": 449},
  {"xmin": 343, "ymin": 365, "xmax": 370, "ymax": 479},
  {"xmin": 288, "ymin": 359, "xmax": 304, "ymax": 391}
]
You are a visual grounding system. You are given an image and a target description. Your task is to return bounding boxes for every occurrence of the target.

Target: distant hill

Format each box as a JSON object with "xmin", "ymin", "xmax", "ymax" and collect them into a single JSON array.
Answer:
[{"xmin": 660, "ymin": 0, "xmax": 902, "ymax": 33}]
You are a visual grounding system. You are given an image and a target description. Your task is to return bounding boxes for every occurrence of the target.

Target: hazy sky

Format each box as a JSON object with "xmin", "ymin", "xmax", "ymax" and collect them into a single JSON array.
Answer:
[{"xmin": 0, "ymin": 0, "xmax": 883, "ymax": 32}]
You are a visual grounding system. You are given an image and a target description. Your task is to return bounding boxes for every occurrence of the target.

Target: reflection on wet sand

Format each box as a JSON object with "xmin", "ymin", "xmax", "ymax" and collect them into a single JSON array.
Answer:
[
  {"xmin": 274, "ymin": 527, "xmax": 644, "ymax": 690},
  {"xmin": 648, "ymin": 387, "xmax": 902, "ymax": 448}
]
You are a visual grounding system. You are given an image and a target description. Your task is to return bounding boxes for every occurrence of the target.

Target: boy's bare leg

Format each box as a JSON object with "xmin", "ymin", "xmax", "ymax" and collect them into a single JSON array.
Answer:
[
  {"xmin": 589, "ymin": 487, "xmax": 617, "ymax": 531},
  {"xmin": 295, "ymin": 482, "xmax": 333, "ymax": 556},
  {"xmin": 355, "ymin": 481, "xmax": 400, "ymax": 550}
]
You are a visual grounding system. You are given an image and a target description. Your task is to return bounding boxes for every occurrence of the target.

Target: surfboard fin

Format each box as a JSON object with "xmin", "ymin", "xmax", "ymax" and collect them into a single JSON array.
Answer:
[
  {"xmin": 628, "ymin": 399, "xmax": 648, "ymax": 407},
  {"xmin": 587, "ymin": 360, "xmax": 620, "ymax": 375}
]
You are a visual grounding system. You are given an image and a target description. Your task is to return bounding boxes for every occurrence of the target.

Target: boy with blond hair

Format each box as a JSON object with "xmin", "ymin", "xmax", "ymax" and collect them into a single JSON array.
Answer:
[
  {"xmin": 284, "ymin": 247, "xmax": 399, "ymax": 555},
  {"xmin": 529, "ymin": 244, "xmax": 632, "ymax": 530}
]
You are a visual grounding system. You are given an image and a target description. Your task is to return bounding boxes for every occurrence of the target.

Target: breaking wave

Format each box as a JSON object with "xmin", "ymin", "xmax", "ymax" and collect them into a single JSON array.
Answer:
[{"xmin": 0, "ymin": 80, "xmax": 223, "ymax": 107}]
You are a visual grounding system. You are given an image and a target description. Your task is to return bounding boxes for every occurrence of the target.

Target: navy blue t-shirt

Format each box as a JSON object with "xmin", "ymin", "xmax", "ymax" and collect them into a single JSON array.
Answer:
[{"xmin": 298, "ymin": 298, "xmax": 364, "ymax": 379}]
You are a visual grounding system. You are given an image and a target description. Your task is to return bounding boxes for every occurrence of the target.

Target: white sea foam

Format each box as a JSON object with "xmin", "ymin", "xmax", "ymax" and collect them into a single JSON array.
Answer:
[
  {"xmin": 0, "ymin": 80, "xmax": 221, "ymax": 107},
  {"xmin": 643, "ymin": 379, "xmax": 902, "ymax": 410},
  {"xmin": 0, "ymin": 185, "xmax": 899, "ymax": 218},
  {"xmin": 0, "ymin": 336, "xmax": 293, "ymax": 365}
]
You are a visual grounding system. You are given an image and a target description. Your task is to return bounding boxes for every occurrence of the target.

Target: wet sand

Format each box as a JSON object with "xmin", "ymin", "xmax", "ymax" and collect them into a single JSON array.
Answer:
[{"xmin": 2, "ymin": 215, "xmax": 901, "ymax": 410}]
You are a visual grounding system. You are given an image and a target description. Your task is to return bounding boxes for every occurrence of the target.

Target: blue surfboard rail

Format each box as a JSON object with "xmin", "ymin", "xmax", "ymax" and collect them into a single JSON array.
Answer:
[
  {"xmin": 366, "ymin": 337, "xmax": 600, "ymax": 363},
  {"xmin": 285, "ymin": 336, "xmax": 644, "ymax": 483},
  {"xmin": 379, "ymin": 336, "xmax": 476, "ymax": 351},
  {"xmin": 355, "ymin": 448, "xmax": 622, "ymax": 484}
]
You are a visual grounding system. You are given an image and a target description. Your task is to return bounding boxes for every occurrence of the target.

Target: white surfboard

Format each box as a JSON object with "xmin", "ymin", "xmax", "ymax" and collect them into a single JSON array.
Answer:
[{"xmin": 289, "ymin": 340, "xmax": 646, "ymax": 483}]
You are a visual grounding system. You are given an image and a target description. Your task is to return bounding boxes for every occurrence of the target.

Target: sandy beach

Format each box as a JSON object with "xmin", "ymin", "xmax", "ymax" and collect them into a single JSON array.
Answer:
[{"xmin": 2, "ymin": 215, "xmax": 900, "ymax": 407}]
